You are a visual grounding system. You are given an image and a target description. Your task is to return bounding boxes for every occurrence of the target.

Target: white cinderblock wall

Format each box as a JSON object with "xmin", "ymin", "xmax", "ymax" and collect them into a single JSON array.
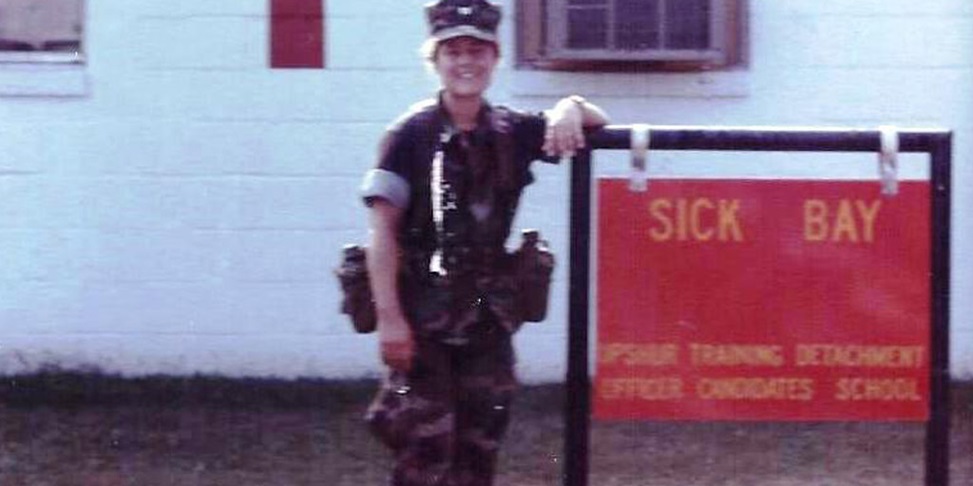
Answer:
[{"xmin": 0, "ymin": 0, "xmax": 971, "ymax": 381}]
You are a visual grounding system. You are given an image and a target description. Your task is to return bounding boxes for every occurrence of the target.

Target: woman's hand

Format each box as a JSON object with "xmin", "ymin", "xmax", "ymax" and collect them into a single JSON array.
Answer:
[
  {"xmin": 378, "ymin": 311, "xmax": 415, "ymax": 373},
  {"xmin": 366, "ymin": 199, "xmax": 413, "ymax": 373},
  {"xmin": 543, "ymin": 97, "xmax": 586, "ymax": 159}
]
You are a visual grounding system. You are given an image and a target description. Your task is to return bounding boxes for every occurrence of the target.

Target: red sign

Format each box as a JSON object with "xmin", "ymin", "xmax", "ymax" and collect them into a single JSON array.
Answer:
[{"xmin": 595, "ymin": 179, "xmax": 930, "ymax": 421}]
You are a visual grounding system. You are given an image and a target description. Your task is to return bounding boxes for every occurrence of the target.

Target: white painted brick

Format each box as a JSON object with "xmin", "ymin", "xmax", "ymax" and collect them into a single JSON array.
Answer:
[
  {"xmin": 148, "ymin": 120, "xmax": 384, "ymax": 177},
  {"xmin": 753, "ymin": 68, "xmax": 973, "ymax": 122},
  {"xmin": 224, "ymin": 177, "xmax": 362, "ymax": 230},
  {"xmin": 1, "ymin": 68, "xmax": 437, "ymax": 125},
  {"xmin": 757, "ymin": 17, "xmax": 973, "ymax": 68},
  {"xmin": 136, "ymin": 16, "xmax": 267, "ymax": 70},
  {"xmin": 79, "ymin": 230, "xmax": 231, "ymax": 283},
  {"xmin": 166, "ymin": 69, "xmax": 436, "ymax": 122},
  {"xmin": 222, "ymin": 230, "xmax": 334, "ymax": 283},
  {"xmin": 302, "ymin": 122, "xmax": 387, "ymax": 177},
  {"xmin": 514, "ymin": 161, "xmax": 570, "ymax": 231},
  {"xmin": 215, "ymin": 121, "xmax": 384, "ymax": 177},
  {"xmin": 76, "ymin": 177, "xmax": 237, "ymax": 230},
  {"xmin": 140, "ymin": 0, "xmax": 267, "ymax": 18},
  {"xmin": 591, "ymin": 96, "xmax": 779, "ymax": 129},
  {"xmin": 329, "ymin": 0, "xmax": 419, "ymax": 18},
  {"xmin": 764, "ymin": 0, "xmax": 973, "ymax": 17},
  {"xmin": 0, "ymin": 282, "xmax": 82, "ymax": 334},
  {"xmin": 0, "ymin": 125, "xmax": 45, "ymax": 173},
  {"xmin": 507, "ymin": 70, "xmax": 751, "ymax": 99},
  {"xmin": 80, "ymin": 72, "xmax": 186, "ymax": 119},
  {"xmin": 0, "ymin": 64, "xmax": 89, "ymax": 97},
  {"xmin": 65, "ymin": 282, "xmax": 234, "ymax": 334},
  {"xmin": 173, "ymin": 122, "xmax": 278, "ymax": 175},
  {"xmin": 1, "ymin": 280, "xmax": 340, "ymax": 337},
  {"xmin": 1, "ymin": 71, "xmax": 183, "ymax": 121},
  {"xmin": 56, "ymin": 122, "xmax": 232, "ymax": 176},
  {"xmin": 329, "ymin": 15, "xmax": 425, "ymax": 69},
  {"xmin": 40, "ymin": 121, "xmax": 235, "ymax": 176},
  {"xmin": 84, "ymin": 1, "xmax": 143, "ymax": 71},
  {"xmin": 221, "ymin": 282, "xmax": 341, "ymax": 335},
  {"xmin": 515, "ymin": 320, "xmax": 569, "ymax": 384},
  {"xmin": 0, "ymin": 230, "xmax": 89, "ymax": 280},
  {"xmin": 0, "ymin": 176, "xmax": 84, "ymax": 228}
]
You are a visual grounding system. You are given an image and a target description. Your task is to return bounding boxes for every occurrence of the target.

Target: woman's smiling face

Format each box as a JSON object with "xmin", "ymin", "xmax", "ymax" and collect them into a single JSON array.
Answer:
[{"xmin": 433, "ymin": 36, "xmax": 499, "ymax": 100}]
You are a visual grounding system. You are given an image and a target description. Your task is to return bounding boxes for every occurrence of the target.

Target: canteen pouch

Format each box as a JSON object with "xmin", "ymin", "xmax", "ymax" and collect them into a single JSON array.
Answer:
[
  {"xmin": 514, "ymin": 230, "xmax": 555, "ymax": 322},
  {"xmin": 335, "ymin": 244, "xmax": 377, "ymax": 334}
]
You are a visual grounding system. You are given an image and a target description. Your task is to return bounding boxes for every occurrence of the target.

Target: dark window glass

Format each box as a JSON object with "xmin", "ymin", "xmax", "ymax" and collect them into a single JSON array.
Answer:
[
  {"xmin": 567, "ymin": 8, "xmax": 608, "ymax": 49},
  {"xmin": 666, "ymin": 0, "xmax": 710, "ymax": 49},
  {"xmin": 615, "ymin": 0, "xmax": 660, "ymax": 50}
]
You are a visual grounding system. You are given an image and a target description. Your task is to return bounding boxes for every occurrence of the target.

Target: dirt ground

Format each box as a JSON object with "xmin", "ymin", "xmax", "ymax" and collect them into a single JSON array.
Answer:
[{"xmin": 0, "ymin": 373, "xmax": 970, "ymax": 486}]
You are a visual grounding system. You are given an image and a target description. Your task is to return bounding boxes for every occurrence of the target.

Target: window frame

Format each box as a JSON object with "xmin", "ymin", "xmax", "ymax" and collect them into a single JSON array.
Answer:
[
  {"xmin": 0, "ymin": 0, "xmax": 86, "ymax": 65},
  {"xmin": 0, "ymin": 50, "xmax": 85, "ymax": 65},
  {"xmin": 517, "ymin": 0, "xmax": 746, "ymax": 71}
]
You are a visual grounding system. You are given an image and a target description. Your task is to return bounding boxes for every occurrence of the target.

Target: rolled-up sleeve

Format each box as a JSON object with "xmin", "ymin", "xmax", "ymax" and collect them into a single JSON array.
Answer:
[
  {"xmin": 361, "ymin": 168, "xmax": 411, "ymax": 209},
  {"xmin": 516, "ymin": 111, "xmax": 559, "ymax": 165},
  {"xmin": 360, "ymin": 125, "xmax": 413, "ymax": 208}
]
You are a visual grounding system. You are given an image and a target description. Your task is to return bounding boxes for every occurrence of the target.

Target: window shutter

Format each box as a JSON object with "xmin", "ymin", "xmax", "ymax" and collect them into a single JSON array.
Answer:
[
  {"xmin": 270, "ymin": 0, "xmax": 325, "ymax": 69},
  {"xmin": 516, "ymin": 0, "xmax": 546, "ymax": 65}
]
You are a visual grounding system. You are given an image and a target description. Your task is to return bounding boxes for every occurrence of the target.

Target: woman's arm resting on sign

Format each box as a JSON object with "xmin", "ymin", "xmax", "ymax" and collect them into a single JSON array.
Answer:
[{"xmin": 543, "ymin": 95, "xmax": 611, "ymax": 158}]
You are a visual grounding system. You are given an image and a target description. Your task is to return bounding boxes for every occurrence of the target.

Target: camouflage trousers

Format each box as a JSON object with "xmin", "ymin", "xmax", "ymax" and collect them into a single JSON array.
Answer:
[{"xmin": 365, "ymin": 329, "xmax": 517, "ymax": 486}]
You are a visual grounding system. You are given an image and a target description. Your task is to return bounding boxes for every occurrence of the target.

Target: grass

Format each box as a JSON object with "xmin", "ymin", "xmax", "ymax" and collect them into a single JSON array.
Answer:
[{"xmin": 0, "ymin": 373, "xmax": 970, "ymax": 485}]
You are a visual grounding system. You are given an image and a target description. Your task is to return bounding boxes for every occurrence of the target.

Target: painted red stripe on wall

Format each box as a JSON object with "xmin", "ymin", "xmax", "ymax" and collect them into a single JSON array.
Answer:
[{"xmin": 270, "ymin": 0, "xmax": 324, "ymax": 68}]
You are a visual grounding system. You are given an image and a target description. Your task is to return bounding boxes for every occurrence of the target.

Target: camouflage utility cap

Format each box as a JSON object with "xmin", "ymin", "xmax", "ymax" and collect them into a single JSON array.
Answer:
[{"xmin": 425, "ymin": 0, "xmax": 501, "ymax": 44}]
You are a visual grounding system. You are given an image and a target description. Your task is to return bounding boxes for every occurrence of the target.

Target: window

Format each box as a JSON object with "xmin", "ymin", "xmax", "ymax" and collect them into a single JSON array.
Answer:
[
  {"xmin": 0, "ymin": 0, "xmax": 85, "ymax": 64},
  {"xmin": 518, "ymin": 0, "xmax": 745, "ymax": 70}
]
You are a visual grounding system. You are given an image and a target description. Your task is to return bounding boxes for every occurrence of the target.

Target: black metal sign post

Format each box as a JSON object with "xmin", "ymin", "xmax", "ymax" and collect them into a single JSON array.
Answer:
[{"xmin": 564, "ymin": 126, "xmax": 953, "ymax": 486}]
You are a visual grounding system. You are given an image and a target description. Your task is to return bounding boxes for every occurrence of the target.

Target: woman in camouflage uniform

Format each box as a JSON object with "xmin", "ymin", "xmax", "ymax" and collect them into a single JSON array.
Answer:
[{"xmin": 359, "ymin": 1, "xmax": 609, "ymax": 484}]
